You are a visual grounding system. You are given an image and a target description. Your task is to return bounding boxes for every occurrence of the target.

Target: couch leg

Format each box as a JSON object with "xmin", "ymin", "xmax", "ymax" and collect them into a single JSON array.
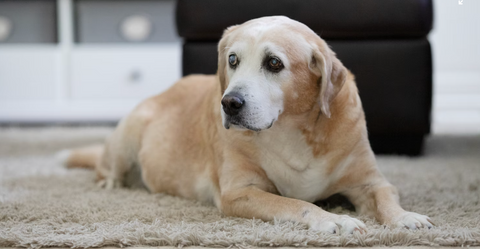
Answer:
[{"xmin": 369, "ymin": 134, "xmax": 425, "ymax": 156}]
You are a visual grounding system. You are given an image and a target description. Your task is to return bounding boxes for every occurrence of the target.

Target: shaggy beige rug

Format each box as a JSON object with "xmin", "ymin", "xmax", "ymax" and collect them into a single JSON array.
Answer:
[{"xmin": 0, "ymin": 127, "xmax": 479, "ymax": 248}]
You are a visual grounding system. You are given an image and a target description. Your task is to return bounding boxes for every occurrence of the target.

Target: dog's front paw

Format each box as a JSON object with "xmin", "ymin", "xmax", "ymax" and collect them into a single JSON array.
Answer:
[
  {"xmin": 394, "ymin": 212, "xmax": 434, "ymax": 230},
  {"xmin": 310, "ymin": 215, "xmax": 367, "ymax": 235}
]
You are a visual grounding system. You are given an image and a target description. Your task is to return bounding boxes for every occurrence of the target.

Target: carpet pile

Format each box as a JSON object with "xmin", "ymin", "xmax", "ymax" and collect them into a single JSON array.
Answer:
[{"xmin": 0, "ymin": 127, "xmax": 479, "ymax": 248}]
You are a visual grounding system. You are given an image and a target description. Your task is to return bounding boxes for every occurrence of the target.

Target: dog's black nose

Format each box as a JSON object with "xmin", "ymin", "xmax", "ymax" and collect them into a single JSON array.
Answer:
[{"xmin": 221, "ymin": 93, "xmax": 245, "ymax": 116}]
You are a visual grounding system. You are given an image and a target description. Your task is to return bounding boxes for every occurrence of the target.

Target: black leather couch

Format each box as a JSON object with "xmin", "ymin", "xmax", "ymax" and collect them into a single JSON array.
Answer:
[{"xmin": 176, "ymin": 0, "xmax": 433, "ymax": 156}]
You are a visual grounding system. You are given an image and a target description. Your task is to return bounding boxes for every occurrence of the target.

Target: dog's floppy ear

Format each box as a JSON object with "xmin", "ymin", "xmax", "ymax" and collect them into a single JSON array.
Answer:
[
  {"xmin": 309, "ymin": 41, "xmax": 348, "ymax": 118},
  {"xmin": 217, "ymin": 25, "xmax": 239, "ymax": 94}
]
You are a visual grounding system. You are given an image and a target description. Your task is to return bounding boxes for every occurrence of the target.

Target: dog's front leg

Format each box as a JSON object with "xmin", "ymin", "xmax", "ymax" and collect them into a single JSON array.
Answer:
[
  {"xmin": 218, "ymin": 164, "xmax": 366, "ymax": 234},
  {"xmin": 344, "ymin": 180, "xmax": 434, "ymax": 229}
]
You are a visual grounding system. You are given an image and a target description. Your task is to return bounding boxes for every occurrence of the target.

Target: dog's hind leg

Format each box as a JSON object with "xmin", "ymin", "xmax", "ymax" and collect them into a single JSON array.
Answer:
[
  {"xmin": 59, "ymin": 98, "xmax": 156, "ymax": 189},
  {"xmin": 96, "ymin": 115, "xmax": 148, "ymax": 189},
  {"xmin": 96, "ymin": 145, "xmax": 130, "ymax": 190},
  {"xmin": 58, "ymin": 131, "xmax": 134, "ymax": 189},
  {"xmin": 97, "ymin": 100, "xmax": 158, "ymax": 189}
]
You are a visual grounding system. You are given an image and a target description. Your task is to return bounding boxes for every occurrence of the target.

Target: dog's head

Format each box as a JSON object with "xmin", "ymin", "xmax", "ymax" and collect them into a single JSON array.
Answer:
[{"xmin": 218, "ymin": 16, "xmax": 347, "ymax": 132}]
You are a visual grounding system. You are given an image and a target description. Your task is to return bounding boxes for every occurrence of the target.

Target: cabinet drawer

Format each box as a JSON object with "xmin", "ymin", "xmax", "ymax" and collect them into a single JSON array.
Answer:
[
  {"xmin": 0, "ymin": 47, "xmax": 57, "ymax": 99},
  {"xmin": 71, "ymin": 44, "xmax": 181, "ymax": 99},
  {"xmin": 0, "ymin": 0, "xmax": 56, "ymax": 44},
  {"xmin": 75, "ymin": 0, "xmax": 179, "ymax": 43}
]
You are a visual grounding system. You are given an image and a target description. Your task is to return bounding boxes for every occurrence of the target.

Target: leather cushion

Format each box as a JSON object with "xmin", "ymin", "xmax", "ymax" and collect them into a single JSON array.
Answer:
[{"xmin": 176, "ymin": 0, "xmax": 433, "ymax": 40}]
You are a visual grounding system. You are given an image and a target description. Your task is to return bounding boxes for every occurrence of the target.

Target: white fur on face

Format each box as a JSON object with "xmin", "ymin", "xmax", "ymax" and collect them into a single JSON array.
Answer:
[
  {"xmin": 220, "ymin": 17, "xmax": 317, "ymax": 132},
  {"xmin": 221, "ymin": 36, "xmax": 291, "ymax": 131}
]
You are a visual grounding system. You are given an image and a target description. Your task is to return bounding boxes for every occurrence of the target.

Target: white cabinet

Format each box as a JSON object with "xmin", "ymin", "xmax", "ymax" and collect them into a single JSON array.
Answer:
[{"xmin": 0, "ymin": 0, "xmax": 181, "ymax": 123}]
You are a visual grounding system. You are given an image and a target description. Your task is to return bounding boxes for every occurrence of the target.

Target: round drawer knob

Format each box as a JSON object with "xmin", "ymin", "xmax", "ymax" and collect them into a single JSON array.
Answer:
[
  {"xmin": 129, "ymin": 70, "xmax": 142, "ymax": 83},
  {"xmin": 120, "ymin": 14, "xmax": 153, "ymax": 42},
  {"xmin": 0, "ymin": 16, "xmax": 13, "ymax": 42}
]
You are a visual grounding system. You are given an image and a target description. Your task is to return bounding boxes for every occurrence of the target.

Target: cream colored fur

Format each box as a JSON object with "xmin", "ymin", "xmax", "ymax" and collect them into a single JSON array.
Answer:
[{"xmin": 62, "ymin": 16, "xmax": 432, "ymax": 234}]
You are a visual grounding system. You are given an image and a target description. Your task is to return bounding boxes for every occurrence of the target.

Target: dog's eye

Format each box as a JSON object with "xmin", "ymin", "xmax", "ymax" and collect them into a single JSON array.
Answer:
[
  {"xmin": 267, "ymin": 57, "xmax": 284, "ymax": 72},
  {"xmin": 229, "ymin": 54, "xmax": 238, "ymax": 68}
]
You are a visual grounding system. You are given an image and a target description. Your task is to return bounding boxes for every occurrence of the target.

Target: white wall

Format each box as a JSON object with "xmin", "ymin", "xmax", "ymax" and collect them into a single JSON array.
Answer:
[{"xmin": 430, "ymin": 0, "xmax": 480, "ymax": 134}]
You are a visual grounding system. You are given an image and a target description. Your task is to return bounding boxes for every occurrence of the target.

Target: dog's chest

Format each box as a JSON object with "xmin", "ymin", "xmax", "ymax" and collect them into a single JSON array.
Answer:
[{"xmin": 256, "ymin": 129, "xmax": 332, "ymax": 202}]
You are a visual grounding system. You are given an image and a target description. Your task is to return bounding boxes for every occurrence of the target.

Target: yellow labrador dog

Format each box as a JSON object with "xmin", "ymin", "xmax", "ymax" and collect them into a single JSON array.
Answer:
[{"xmin": 61, "ymin": 16, "xmax": 433, "ymax": 234}]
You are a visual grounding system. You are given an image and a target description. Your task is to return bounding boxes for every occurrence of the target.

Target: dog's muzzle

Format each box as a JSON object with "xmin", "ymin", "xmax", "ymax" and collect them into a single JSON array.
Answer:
[{"xmin": 221, "ymin": 92, "xmax": 276, "ymax": 132}]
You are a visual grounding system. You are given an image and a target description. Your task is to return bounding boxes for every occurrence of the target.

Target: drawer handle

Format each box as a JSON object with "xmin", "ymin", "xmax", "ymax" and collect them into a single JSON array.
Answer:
[
  {"xmin": 129, "ymin": 70, "xmax": 142, "ymax": 83},
  {"xmin": 120, "ymin": 15, "xmax": 153, "ymax": 42},
  {"xmin": 0, "ymin": 16, "xmax": 13, "ymax": 42}
]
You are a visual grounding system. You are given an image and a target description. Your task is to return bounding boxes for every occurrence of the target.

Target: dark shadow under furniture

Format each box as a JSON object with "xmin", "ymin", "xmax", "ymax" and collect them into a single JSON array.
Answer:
[{"xmin": 176, "ymin": 0, "xmax": 433, "ymax": 156}]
